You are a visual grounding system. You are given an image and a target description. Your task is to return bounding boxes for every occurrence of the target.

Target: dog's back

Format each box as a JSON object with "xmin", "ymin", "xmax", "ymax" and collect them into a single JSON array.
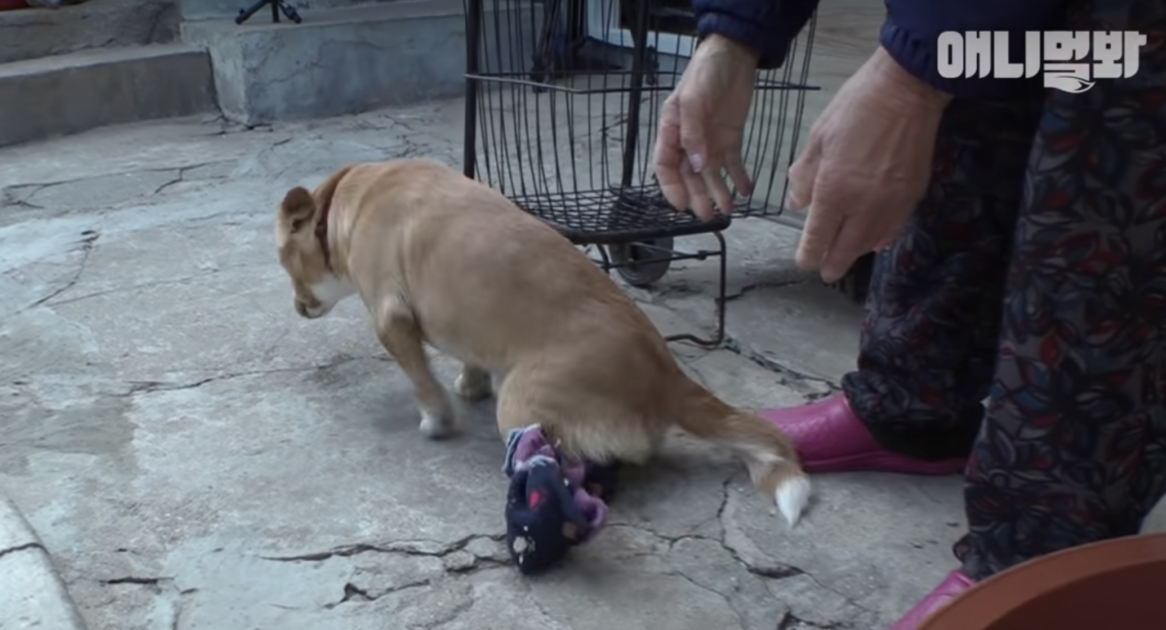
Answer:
[{"xmin": 341, "ymin": 160, "xmax": 666, "ymax": 364}]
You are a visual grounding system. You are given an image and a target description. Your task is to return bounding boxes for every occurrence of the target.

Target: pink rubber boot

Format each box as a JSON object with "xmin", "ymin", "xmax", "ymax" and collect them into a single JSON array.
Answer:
[
  {"xmin": 887, "ymin": 571, "xmax": 975, "ymax": 630},
  {"xmin": 758, "ymin": 394, "xmax": 967, "ymax": 475}
]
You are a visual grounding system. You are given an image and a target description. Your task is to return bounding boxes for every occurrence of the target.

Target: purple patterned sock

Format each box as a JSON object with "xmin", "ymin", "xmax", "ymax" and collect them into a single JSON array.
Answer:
[{"xmin": 502, "ymin": 424, "xmax": 609, "ymax": 536}]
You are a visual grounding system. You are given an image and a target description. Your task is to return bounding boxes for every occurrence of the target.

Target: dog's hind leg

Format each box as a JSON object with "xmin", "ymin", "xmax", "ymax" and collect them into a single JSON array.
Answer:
[
  {"xmin": 375, "ymin": 298, "xmax": 459, "ymax": 439},
  {"xmin": 455, "ymin": 364, "xmax": 493, "ymax": 401},
  {"xmin": 672, "ymin": 377, "xmax": 810, "ymax": 527},
  {"xmin": 492, "ymin": 366, "xmax": 545, "ymax": 441},
  {"xmin": 493, "ymin": 364, "xmax": 657, "ymax": 466}
]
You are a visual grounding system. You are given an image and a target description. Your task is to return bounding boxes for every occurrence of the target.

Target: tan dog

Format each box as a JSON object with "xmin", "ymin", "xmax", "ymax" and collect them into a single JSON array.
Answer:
[{"xmin": 274, "ymin": 159, "xmax": 811, "ymax": 526}]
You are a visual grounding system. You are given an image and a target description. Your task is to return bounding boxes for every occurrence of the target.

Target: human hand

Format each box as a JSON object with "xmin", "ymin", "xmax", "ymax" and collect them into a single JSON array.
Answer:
[
  {"xmin": 788, "ymin": 46, "xmax": 952, "ymax": 283},
  {"xmin": 654, "ymin": 34, "xmax": 759, "ymax": 221}
]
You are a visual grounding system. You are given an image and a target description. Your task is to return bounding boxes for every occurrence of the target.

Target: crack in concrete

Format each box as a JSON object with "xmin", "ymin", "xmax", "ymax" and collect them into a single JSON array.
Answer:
[
  {"xmin": 104, "ymin": 575, "xmax": 168, "ymax": 588},
  {"xmin": 721, "ymin": 278, "xmax": 811, "ymax": 304},
  {"xmin": 121, "ymin": 355, "xmax": 392, "ymax": 396},
  {"xmin": 4, "ymin": 165, "xmax": 212, "ymax": 201},
  {"xmin": 323, "ymin": 577, "xmax": 434, "ymax": 610},
  {"xmin": 326, "ymin": 582, "xmax": 376, "ymax": 608},
  {"xmin": 719, "ymin": 489, "xmax": 875, "ymax": 620},
  {"xmin": 101, "ymin": 576, "xmax": 197, "ymax": 630},
  {"xmin": 524, "ymin": 583, "xmax": 558, "ymax": 625},
  {"xmin": 609, "ymin": 480, "xmax": 804, "ymax": 582},
  {"xmin": 103, "ymin": 575, "xmax": 197, "ymax": 597},
  {"xmin": 45, "ymin": 261, "xmax": 269, "ymax": 307},
  {"xmin": 776, "ymin": 610, "xmax": 849, "ymax": 630},
  {"xmin": 716, "ymin": 473, "xmax": 733, "ymax": 521},
  {"xmin": 262, "ymin": 533, "xmax": 506, "ymax": 564},
  {"xmin": 1, "ymin": 196, "xmax": 45, "ymax": 210},
  {"xmin": 1, "ymin": 183, "xmax": 49, "ymax": 205},
  {"xmin": 610, "ymin": 474, "xmax": 873, "ymax": 625},
  {"xmin": 666, "ymin": 567, "xmax": 750, "ymax": 630},
  {"xmin": 20, "ymin": 229, "xmax": 99, "ymax": 312},
  {"xmin": 711, "ymin": 473, "xmax": 804, "ymax": 580},
  {"xmin": 0, "ymin": 541, "xmax": 44, "ymax": 560},
  {"xmin": 721, "ymin": 333, "xmax": 841, "ymax": 397},
  {"xmin": 284, "ymin": 534, "xmax": 509, "ymax": 611},
  {"xmin": 47, "ymin": 274, "xmax": 216, "ymax": 307},
  {"xmin": 152, "ymin": 162, "xmax": 226, "ymax": 196}
]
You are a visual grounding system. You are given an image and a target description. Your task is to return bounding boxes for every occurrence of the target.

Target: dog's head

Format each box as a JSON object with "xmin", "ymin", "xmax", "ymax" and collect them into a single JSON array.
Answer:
[{"xmin": 274, "ymin": 185, "xmax": 355, "ymax": 319}]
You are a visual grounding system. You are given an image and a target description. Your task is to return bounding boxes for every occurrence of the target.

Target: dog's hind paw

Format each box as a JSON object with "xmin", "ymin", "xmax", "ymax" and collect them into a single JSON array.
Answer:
[
  {"xmin": 455, "ymin": 367, "xmax": 493, "ymax": 401},
  {"xmin": 418, "ymin": 407, "xmax": 458, "ymax": 439}
]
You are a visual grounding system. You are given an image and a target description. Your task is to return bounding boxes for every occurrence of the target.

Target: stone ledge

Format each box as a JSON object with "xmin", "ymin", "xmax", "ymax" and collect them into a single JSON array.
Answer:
[
  {"xmin": 181, "ymin": 0, "xmax": 539, "ymax": 126},
  {"xmin": 0, "ymin": 44, "xmax": 217, "ymax": 148},
  {"xmin": 178, "ymin": 0, "xmax": 402, "ymax": 22},
  {"xmin": 0, "ymin": 0, "xmax": 181, "ymax": 64},
  {"xmin": 0, "ymin": 495, "xmax": 88, "ymax": 630}
]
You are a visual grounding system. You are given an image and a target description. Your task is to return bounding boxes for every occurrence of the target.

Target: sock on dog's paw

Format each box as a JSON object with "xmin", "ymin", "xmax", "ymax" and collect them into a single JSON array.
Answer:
[
  {"xmin": 501, "ymin": 425, "xmax": 610, "ymax": 575},
  {"xmin": 505, "ymin": 462, "xmax": 589, "ymax": 575},
  {"xmin": 418, "ymin": 406, "xmax": 458, "ymax": 439},
  {"xmin": 455, "ymin": 369, "xmax": 493, "ymax": 401}
]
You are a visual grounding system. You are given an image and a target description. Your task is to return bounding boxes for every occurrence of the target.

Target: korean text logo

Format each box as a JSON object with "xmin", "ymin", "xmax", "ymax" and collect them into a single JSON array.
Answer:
[{"xmin": 936, "ymin": 31, "xmax": 1148, "ymax": 93}]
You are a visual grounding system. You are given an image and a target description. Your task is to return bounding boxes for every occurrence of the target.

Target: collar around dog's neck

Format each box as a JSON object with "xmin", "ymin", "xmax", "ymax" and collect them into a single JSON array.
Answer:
[{"xmin": 315, "ymin": 196, "xmax": 334, "ymax": 273}]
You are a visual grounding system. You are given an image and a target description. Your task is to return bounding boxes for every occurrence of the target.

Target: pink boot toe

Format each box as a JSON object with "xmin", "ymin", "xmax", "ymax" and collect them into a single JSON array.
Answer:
[
  {"xmin": 758, "ymin": 394, "xmax": 967, "ymax": 475},
  {"xmin": 887, "ymin": 570, "xmax": 975, "ymax": 630}
]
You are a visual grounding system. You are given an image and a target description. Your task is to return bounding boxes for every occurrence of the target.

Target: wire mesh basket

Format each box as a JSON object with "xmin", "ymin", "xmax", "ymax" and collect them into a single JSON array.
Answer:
[{"xmin": 460, "ymin": 0, "xmax": 820, "ymax": 344}]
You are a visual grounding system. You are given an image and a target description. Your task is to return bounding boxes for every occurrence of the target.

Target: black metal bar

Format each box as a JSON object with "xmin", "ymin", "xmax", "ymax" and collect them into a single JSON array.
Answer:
[
  {"xmin": 662, "ymin": 231, "xmax": 727, "ymax": 348},
  {"xmin": 595, "ymin": 242, "xmax": 614, "ymax": 272},
  {"xmin": 581, "ymin": 231, "xmax": 727, "ymax": 349},
  {"xmin": 235, "ymin": 0, "xmax": 301, "ymax": 25},
  {"xmin": 619, "ymin": 0, "xmax": 652, "ymax": 189},
  {"xmin": 462, "ymin": 0, "xmax": 483, "ymax": 179},
  {"xmin": 462, "ymin": 71, "xmax": 818, "ymax": 94},
  {"xmin": 596, "ymin": 248, "xmax": 714, "ymax": 268},
  {"xmin": 712, "ymin": 230, "xmax": 728, "ymax": 344},
  {"xmin": 234, "ymin": 0, "xmax": 270, "ymax": 24}
]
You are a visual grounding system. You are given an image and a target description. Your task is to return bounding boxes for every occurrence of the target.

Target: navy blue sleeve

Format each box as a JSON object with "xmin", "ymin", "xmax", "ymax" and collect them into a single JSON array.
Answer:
[
  {"xmin": 693, "ymin": 0, "xmax": 820, "ymax": 70},
  {"xmin": 881, "ymin": 0, "xmax": 1070, "ymax": 99}
]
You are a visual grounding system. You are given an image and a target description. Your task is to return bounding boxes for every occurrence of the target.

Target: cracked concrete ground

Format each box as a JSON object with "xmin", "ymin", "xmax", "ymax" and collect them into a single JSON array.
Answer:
[
  {"xmin": 0, "ymin": 101, "xmax": 948, "ymax": 630},
  {"xmin": 6, "ymin": 95, "xmax": 1165, "ymax": 629}
]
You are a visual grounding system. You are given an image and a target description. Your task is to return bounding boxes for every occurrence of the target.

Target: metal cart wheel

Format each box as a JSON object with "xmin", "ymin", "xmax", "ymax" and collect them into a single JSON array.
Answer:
[{"xmin": 607, "ymin": 236, "xmax": 674, "ymax": 287}]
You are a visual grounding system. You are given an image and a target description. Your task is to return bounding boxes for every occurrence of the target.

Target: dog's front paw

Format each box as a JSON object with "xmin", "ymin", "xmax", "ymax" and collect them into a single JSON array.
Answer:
[
  {"xmin": 418, "ymin": 406, "xmax": 459, "ymax": 439},
  {"xmin": 455, "ymin": 367, "xmax": 493, "ymax": 401}
]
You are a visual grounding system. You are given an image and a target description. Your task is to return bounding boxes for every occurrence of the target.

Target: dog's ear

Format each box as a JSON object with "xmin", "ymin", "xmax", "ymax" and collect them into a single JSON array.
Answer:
[{"xmin": 280, "ymin": 187, "xmax": 316, "ymax": 234}]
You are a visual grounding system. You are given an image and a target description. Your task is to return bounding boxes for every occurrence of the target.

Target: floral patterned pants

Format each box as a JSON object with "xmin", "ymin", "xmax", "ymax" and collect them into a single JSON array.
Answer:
[{"xmin": 841, "ymin": 0, "xmax": 1166, "ymax": 580}]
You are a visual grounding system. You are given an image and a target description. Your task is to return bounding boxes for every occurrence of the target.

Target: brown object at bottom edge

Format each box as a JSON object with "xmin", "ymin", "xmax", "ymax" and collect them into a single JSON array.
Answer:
[{"xmin": 920, "ymin": 532, "xmax": 1166, "ymax": 630}]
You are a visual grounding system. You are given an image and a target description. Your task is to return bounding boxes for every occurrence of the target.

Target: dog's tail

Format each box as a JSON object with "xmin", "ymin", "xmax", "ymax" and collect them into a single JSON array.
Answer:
[{"xmin": 673, "ymin": 377, "xmax": 810, "ymax": 527}]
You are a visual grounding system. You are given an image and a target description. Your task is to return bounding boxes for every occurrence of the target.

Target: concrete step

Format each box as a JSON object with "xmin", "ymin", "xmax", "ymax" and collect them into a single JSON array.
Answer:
[
  {"xmin": 0, "ymin": 43, "xmax": 217, "ymax": 147},
  {"xmin": 0, "ymin": 0, "xmax": 182, "ymax": 64},
  {"xmin": 178, "ymin": 0, "xmax": 404, "ymax": 22},
  {"xmin": 181, "ymin": 0, "xmax": 538, "ymax": 126}
]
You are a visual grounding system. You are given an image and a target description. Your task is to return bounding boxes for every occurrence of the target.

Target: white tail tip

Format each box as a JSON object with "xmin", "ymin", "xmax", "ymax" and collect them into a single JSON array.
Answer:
[{"xmin": 775, "ymin": 475, "xmax": 811, "ymax": 527}]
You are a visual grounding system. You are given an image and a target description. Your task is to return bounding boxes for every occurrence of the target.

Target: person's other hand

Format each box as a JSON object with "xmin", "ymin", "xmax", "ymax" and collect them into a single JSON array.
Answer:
[
  {"xmin": 654, "ymin": 34, "xmax": 759, "ymax": 221},
  {"xmin": 788, "ymin": 46, "xmax": 952, "ymax": 283}
]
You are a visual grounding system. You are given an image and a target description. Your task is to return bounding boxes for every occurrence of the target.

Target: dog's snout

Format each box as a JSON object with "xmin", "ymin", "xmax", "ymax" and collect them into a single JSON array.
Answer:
[{"xmin": 294, "ymin": 299, "xmax": 308, "ymax": 318}]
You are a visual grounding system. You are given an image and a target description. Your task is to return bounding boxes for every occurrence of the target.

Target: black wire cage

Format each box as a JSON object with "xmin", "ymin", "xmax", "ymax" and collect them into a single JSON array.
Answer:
[{"xmin": 460, "ymin": 0, "xmax": 820, "ymax": 347}]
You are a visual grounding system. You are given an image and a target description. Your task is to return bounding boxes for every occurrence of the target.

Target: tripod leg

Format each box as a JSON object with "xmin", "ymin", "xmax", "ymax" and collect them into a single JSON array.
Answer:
[
  {"xmin": 234, "ymin": 0, "xmax": 269, "ymax": 25},
  {"xmin": 279, "ymin": 0, "xmax": 303, "ymax": 23}
]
